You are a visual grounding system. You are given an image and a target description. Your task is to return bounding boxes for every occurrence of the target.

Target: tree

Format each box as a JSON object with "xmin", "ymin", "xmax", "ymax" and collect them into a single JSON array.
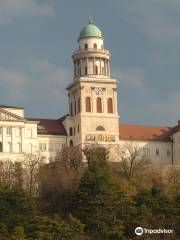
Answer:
[
  {"xmin": 26, "ymin": 214, "xmax": 86, "ymax": 240},
  {"xmin": 11, "ymin": 226, "xmax": 26, "ymax": 240},
  {"xmin": 0, "ymin": 223, "xmax": 9, "ymax": 240},
  {"xmin": 111, "ymin": 143, "xmax": 150, "ymax": 180},
  {"xmin": 70, "ymin": 146, "xmax": 124, "ymax": 240},
  {"xmin": 23, "ymin": 152, "xmax": 44, "ymax": 197},
  {"xmin": 0, "ymin": 187, "xmax": 36, "ymax": 230}
]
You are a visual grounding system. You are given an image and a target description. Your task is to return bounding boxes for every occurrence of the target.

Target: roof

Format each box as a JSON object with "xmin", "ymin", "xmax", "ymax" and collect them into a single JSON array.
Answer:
[
  {"xmin": 119, "ymin": 124, "xmax": 172, "ymax": 142},
  {"xmin": 78, "ymin": 19, "xmax": 103, "ymax": 41},
  {"xmin": 27, "ymin": 116, "xmax": 67, "ymax": 136},
  {"xmin": 0, "ymin": 104, "xmax": 24, "ymax": 109}
]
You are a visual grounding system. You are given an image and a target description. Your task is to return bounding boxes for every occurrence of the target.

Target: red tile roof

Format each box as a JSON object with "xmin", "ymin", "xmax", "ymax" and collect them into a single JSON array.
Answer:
[
  {"xmin": 27, "ymin": 116, "xmax": 67, "ymax": 136},
  {"xmin": 119, "ymin": 124, "xmax": 172, "ymax": 141}
]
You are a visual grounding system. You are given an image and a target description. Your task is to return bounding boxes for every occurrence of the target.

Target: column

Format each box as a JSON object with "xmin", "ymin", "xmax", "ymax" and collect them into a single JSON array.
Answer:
[
  {"xmin": 21, "ymin": 127, "xmax": 25, "ymax": 153},
  {"xmin": 100, "ymin": 58, "xmax": 102, "ymax": 75},
  {"xmin": 12, "ymin": 127, "xmax": 16, "ymax": 153},
  {"xmin": 93, "ymin": 57, "xmax": 95, "ymax": 75},
  {"xmin": 2, "ymin": 127, "xmax": 6, "ymax": 152},
  {"xmin": 80, "ymin": 58, "xmax": 82, "ymax": 76},
  {"xmin": 113, "ymin": 88, "xmax": 118, "ymax": 114}
]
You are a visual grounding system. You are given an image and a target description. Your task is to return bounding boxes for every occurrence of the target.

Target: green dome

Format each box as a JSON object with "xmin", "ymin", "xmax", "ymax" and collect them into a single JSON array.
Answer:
[{"xmin": 78, "ymin": 19, "xmax": 103, "ymax": 41}]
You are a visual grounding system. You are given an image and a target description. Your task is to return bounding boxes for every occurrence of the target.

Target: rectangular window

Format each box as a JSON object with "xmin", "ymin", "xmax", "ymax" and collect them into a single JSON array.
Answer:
[
  {"xmin": 17, "ymin": 143, "xmax": 22, "ymax": 153},
  {"xmin": 49, "ymin": 143, "xmax": 54, "ymax": 152},
  {"xmin": 143, "ymin": 148, "xmax": 150, "ymax": 156},
  {"xmin": 156, "ymin": 149, "xmax": 160, "ymax": 156},
  {"xmin": 167, "ymin": 149, "xmax": 171, "ymax": 157},
  {"xmin": 6, "ymin": 127, "xmax": 12, "ymax": 135},
  {"xmin": 39, "ymin": 143, "xmax": 47, "ymax": 152},
  {"xmin": 27, "ymin": 129, "xmax": 32, "ymax": 138},
  {"xmin": 16, "ymin": 128, "xmax": 21, "ymax": 137},
  {"xmin": 55, "ymin": 143, "xmax": 61, "ymax": 152}
]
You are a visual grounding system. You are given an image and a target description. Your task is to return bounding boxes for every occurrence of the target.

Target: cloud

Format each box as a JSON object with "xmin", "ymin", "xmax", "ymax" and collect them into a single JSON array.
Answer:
[
  {"xmin": 147, "ymin": 91, "xmax": 180, "ymax": 122},
  {"xmin": 123, "ymin": 0, "xmax": 180, "ymax": 42},
  {"xmin": 0, "ymin": 0, "xmax": 53, "ymax": 22},
  {"xmin": 0, "ymin": 68, "xmax": 28, "ymax": 98},
  {"xmin": 112, "ymin": 68, "xmax": 146, "ymax": 91},
  {"xmin": 0, "ymin": 59, "xmax": 71, "ymax": 117}
]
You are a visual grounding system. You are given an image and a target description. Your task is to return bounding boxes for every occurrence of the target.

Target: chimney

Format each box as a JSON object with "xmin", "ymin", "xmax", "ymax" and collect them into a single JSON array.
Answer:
[{"xmin": 177, "ymin": 120, "xmax": 180, "ymax": 126}]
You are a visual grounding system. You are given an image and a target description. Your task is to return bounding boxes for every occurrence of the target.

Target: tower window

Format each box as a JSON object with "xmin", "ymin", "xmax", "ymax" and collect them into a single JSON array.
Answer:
[
  {"xmin": 78, "ymin": 98, "xmax": 81, "ymax": 113},
  {"xmin": 70, "ymin": 102, "xmax": 73, "ymax": 116},
  {"xmin": 74, "ymin": 100, "xmax": 77, "ymax": 115},
  {"xmin": 94, "ymin": 43, "xmax": 97, "ymax": 49},
  {"xmin": 85, "ymin": 66, "xmax": 88, "ymax": 75},
  {"xmin": 96, "ymin": 126, "xmax": 105, "ymax": 131},
  {"xmin": 69, "ymin": 127, "xmax": 73, "ymax": 136},
  {"xmin": 0, "ymin": 142, "xmax": 2, "ymax": 152},
  {"xmin": 97, "ymin": 97, "xmax": 102, "ymax": 113},
  {"xmin": 86, "ymin": 97, "xmax": 91, "ymax": 112},
  {"xmin": 107, "ymin": 98, "xmax": 113, "ymax": 113},
  {"xmin": 94, "ymin": 65, "xmax": 98, "ymax": 75},
  {"xmin": 84, "ymin": 43, "xmax": 88, "ymax": 49},
  {"xmin": 70, "ymin": 140, "xmax": 74, "ymax": 147}
]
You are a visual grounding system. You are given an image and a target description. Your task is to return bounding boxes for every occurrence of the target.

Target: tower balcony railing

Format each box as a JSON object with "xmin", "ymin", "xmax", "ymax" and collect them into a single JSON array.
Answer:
[{"xmin": 73, "ymin": 48, "xmax": 110, "ymax": 55}]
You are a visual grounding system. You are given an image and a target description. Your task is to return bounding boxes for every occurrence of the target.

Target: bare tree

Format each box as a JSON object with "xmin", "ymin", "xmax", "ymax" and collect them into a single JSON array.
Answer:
[
  {"xmin": 23, "ymin": 152, "xmax": 44, "ymax": 197},
  {"xmin": 56, "ymin": 146, "xmax": 83, "ymax": 170},
  {"xmin": 110, "ymin": 143, "xmax": 151, "ymax": 180}
]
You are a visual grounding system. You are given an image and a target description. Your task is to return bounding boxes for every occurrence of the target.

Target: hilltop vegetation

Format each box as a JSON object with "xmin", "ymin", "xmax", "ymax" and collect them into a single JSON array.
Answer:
[{"xmin": 0, "ymin": 146, "xmax": 179, "ymax": 239}]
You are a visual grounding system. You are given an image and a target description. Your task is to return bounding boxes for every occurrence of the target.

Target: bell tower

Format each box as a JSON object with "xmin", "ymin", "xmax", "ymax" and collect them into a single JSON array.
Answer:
[{"xmin": 64, "ymin": 18, "xmax": 120, "ymax": 146}]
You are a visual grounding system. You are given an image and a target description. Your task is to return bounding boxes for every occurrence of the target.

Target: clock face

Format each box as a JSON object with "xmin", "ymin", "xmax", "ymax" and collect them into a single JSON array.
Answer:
[{"xmin": 96, "ymin": 88, "xmax": 103, "ymax": 96}]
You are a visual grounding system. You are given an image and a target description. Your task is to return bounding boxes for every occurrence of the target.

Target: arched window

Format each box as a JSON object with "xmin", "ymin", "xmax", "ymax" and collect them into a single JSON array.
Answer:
[
  {"xmin": 94, "ymin": 43, "xmax": 97, "ymax": 49},
  {"xmin": 94, "ymin": 65, "xmax": 98, "ymax": 75},
  {"xmin": 70, "ymin": 140, "xmax": 73, "ymax": 147},
  {"xmin": 69, "ymin": 127, "xmax": 73, "ymax": 136},
  {"xmin": 96, "ymin": 126, "xmax": 105, "ymax": 131},
  {"xmin": 86, "ymin": 97, "xmax": 91, "ymax": 112},
  {"xmin": 70, "ymin": 102, "xmax": 73, "ymax": 116},
  {"xmin": 0, "ymin": 142, "xmax": 2, "ymax": 152},
  {"xmin": 84, "ymin": 43, "xmax": 88, "ymax": 49},
  {"xmin": 97, "ymin": 97, "xmax": 102, "ymax": 113},
  {"xmin": 78, "ymin": 98, "xmax": 81, "ymax": 113},
  {"xmin": 85, "ymin": 66, "xmax": 88, "ymax": 75},
  {"xmin": 107, "ymin": 98, "xmax": 113, "ymax": 113}
]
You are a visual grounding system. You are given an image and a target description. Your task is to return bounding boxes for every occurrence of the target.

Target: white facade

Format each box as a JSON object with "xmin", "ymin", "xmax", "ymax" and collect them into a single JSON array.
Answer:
[{"xmin": 0, "ymin": 20, "xmax": 179, "ymax": 164}]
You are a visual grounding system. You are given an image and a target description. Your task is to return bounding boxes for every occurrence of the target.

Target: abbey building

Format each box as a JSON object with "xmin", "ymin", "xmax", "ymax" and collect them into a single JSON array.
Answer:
[{"xmin": 0, "ymin": 20, "xmax": 179, "ymax": 164}]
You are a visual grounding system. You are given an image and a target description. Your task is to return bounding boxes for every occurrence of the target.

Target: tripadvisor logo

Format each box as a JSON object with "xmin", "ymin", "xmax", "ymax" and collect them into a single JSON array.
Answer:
[
  {"xmin": 135, "ymin": 226, "xmax": 174, "ymax": 236},
  {"xmin": 135, "ymin": 227, "xmax": 143, "ymax": 236}
]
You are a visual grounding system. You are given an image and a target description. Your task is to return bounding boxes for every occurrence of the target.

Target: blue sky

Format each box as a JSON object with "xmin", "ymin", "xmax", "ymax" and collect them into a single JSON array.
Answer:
[{"xmin": 0, "ymin": 0, "xmax": 179, "ymax": 126}]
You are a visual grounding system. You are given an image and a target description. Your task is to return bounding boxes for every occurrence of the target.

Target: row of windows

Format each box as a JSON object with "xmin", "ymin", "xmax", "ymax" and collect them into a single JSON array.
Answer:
[
  {"xmin": 76, "ymin": 64, "xmax": 109, "ymax": 77},
  {"xmin": 0, "ymin": 142, "xmax": 22, "ymax": 153},
  {"xmin": 0, "ymin": 127, "xmax": 33, "ymax": 138},
  {"xmin": 142, "ymin": 148, "xmax": 171, "ymax": 157},
  {"xmin": 86, "ymin": 97, "xmax": 113, "ymax": 113},
  {"xmin": 39, "ymin": 143, "xmax": 65, "ymax": 152},
  {"xmin": 81, "ymin": 43, "xmax": 103, "ymax": 50}
]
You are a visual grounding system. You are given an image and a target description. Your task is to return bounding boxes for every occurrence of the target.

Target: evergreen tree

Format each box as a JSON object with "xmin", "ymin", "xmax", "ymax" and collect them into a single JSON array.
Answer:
[
  {"xmin": 71, "ymin": 147, "xmax": 124, "ymax": 240},
  {"xmin": 11, "ymin": 226, "xmax": 26, "ymax": 240},
  {"xmin": 0, "ymin": 223, "xmax": 9, "ymax": 240}
]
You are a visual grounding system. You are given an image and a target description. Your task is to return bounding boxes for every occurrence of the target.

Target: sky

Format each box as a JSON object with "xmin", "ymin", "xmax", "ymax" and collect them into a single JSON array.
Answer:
[{"xmin": 0, "ymin": 0, "xmax": 180, "ymax": 126}]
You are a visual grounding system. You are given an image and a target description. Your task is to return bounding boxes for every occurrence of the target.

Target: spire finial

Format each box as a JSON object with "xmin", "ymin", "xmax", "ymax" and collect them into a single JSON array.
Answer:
[{"xmin": 89, "ymin": 16, "xmax": 93, "ymax": 24}]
